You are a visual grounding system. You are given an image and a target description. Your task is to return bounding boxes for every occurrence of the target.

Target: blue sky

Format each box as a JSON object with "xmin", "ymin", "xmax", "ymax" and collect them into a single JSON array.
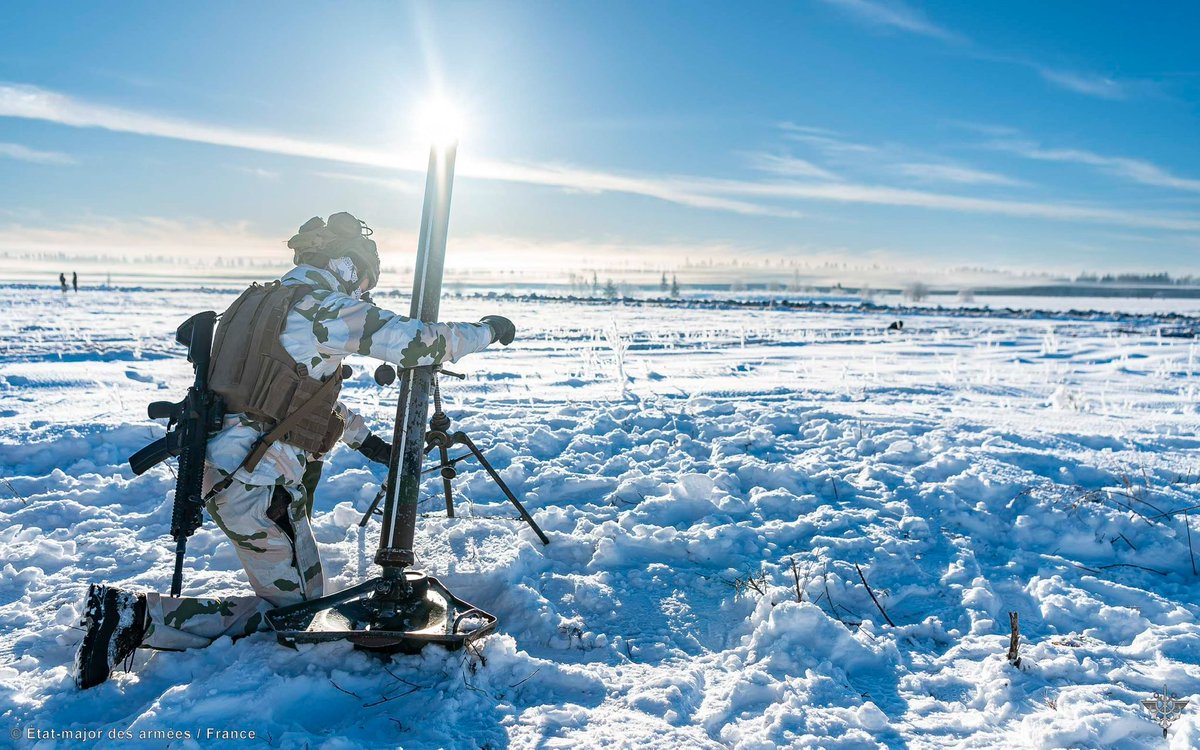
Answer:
[{"xmin": 1, "ymin": 0, "xmax": 1198, "ymax": 277}]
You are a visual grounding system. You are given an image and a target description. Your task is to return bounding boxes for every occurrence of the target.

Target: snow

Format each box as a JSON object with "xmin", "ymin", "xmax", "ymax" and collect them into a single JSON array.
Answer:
[{"xmin": 2, "ymin": 285, "xmax": 1199, "ymax": 748}]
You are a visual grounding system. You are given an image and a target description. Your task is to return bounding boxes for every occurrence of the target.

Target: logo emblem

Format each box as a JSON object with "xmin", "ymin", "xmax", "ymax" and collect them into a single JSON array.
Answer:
[{"xmin": 1142, "ymin": 685, "xmax": 1189, "ymax": 737}]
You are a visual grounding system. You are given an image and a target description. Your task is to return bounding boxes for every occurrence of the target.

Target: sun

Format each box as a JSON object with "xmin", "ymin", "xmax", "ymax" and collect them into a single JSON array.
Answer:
[{"xmin": 416, "ymin": 96, "xmax": 465, "ymax": 149}]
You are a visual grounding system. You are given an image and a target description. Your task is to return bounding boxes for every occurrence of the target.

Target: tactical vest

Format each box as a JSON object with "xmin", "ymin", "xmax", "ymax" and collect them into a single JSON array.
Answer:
[{"xmin": 208, "ymin": 281, "xmax": 346, "ymax": 456}]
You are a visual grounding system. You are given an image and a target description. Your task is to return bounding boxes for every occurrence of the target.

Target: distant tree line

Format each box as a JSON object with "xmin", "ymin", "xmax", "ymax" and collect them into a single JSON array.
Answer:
[{"xmin": 1075, "ymin": 272, "xmax": 1197, "ymax": 285}]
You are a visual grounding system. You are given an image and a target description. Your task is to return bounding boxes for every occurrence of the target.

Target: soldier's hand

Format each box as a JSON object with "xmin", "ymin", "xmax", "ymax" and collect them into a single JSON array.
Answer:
[
  {"xmin": 480, "ymin": 315, "xmax": 516, "ymax": 346},
  {"xmin": 356, "ymin": 434, "xmax": 392, "ymax": 465}
]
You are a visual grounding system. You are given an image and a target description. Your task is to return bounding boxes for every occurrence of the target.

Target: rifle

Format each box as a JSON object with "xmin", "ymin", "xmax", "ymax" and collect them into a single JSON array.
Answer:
[{"xmin": 128, "ymin": 311, "xmax": 225, "ymax": 596}]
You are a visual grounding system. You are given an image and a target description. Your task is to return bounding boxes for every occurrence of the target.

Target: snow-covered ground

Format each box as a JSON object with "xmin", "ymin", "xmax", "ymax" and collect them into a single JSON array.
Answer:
[{"xmin": 2, "ymin": 285, "xmax": 1198, "ymax": 749}]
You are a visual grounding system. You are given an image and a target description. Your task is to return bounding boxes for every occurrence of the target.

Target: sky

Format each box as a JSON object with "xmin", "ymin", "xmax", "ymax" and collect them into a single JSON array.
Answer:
[{"xmin": 1, "ymin": 0, "xmax": 1198, "ymax": 280}]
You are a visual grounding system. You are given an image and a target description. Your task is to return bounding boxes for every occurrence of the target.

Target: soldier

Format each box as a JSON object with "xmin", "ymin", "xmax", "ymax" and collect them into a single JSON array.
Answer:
[{"xmin": 74, "ymin": 212, "xmax": 516, "ymax": 689}]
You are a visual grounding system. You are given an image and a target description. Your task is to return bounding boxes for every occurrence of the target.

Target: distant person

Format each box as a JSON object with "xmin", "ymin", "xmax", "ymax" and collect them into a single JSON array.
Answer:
[
  {"xmin": 72, "ymin": 272, "xmax": 78, "ymax": 292},
  {"xmin": 887, "ymin": 320, "xmax": 903, "ymax": 332},
  {"xmin": 74, "ymin": 211, "xmax": 516, "ymax": 689},
  {"xmin": 59, "ymin": 273, "xmax": 68, "ymax": 293}
]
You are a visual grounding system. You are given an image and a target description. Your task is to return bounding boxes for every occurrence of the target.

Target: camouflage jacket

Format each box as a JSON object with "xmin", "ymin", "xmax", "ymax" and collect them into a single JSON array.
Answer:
[{"xmin": 206, "ymin": 265, "xmax": 494, "ymax": 486}]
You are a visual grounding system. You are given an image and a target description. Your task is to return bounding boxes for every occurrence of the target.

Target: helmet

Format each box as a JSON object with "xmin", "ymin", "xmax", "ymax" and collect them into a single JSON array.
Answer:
[{"xmin": 287, "ymin": 212, "xmax": 380, "ymax": 290}]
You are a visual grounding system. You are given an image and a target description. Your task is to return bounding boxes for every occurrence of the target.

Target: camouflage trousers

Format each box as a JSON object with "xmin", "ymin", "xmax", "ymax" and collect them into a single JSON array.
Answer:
[{"xmin": 141, "ymin": 466, "xmax": 324, "ymax": 650}]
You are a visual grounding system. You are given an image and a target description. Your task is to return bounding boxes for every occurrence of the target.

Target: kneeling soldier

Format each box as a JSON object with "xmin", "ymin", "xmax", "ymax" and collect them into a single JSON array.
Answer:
[{"xmin": 75, "ymin": 212, "xmax": 516, "ymax": 689}]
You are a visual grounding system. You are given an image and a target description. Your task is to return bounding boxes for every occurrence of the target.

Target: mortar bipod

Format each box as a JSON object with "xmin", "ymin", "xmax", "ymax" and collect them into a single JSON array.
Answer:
[{"xmin": 359, "ymin": 367, "xmax": 550, "ymax": 546}]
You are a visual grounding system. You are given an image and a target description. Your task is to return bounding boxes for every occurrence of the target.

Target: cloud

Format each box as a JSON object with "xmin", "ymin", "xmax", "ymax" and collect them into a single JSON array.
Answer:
[
  {"xmin": 2, "ymin": 83, "xmax": 1198, "ymax": 233},
  {"xmin": 317, "ymin": 161, "xmax": 806, "ymax": 218},
  {"xmin": 465, "ymin": 158, "xmax": 807, "ymax": 218},
  {"xmin": 0, "ymin": 142, "xmax": 74, "ymax": 165},
  {"xmin": 328, "ymin": 154, "xmax": 1200, "ymax": 232},
  {"xmin": 311, "ymin": 170, "xmax": 421, "ymax": 194},
  {"xmin": 814, "ymin": 0, "xmax": 962, "ymax": 43},
  {"xmin": 941, "ymin": 120, "xmax": 1022, "ymax": 137},
  {"xmin": 745, "ymin": 152, "xmax": 840, "ymax": 180},
  {"xmin": 0, "ymin": 83, "xmax": 425, "ymax": 170},
  {"xmin": 686, "ymin": 178, "xmax": 1200, "ymax": 231},
  {"xmin": 228, "ymin": 165, "xmax": 280, "ymax": 180},
  {"xmin": 779, "ymin": 123, "xmax": 1025, "ymax": 187},
  {"xmin": 891, "ymin": 162, "xmax": 1026, "ymax": 186},
  {"xmin": 816, "ymin": 3, "xmax": 1136, "ymax": 100},
  {"xmin": 988, "ymin": 140, "xmax": 1200, "ymax": 193},
  {"xmin": 780, "ymin": 123, "xmax": 878, "ymax": 156},
  {"xmin": 0, "ymin": 83, "xmax": 799, "ymax": 219},
  {"xmin": 1036, "ymin": 68, "xmax": 1127, "ymax": 100},
  {"xmin": 0, "ymin": 215, "xmax": 281, "ymax": 257}
]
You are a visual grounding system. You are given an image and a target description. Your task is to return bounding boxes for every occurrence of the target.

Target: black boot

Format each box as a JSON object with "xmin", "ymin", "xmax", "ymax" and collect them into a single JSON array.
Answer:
[{"xmin": 74, "ymin": 584, "xmax": 147, "ymax": 690}]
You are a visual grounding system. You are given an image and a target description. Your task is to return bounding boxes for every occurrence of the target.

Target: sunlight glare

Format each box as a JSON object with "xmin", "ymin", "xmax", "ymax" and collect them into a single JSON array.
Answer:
[{"xmin": 416, "ymin": 97, "xmax": 465, "ymax": 149}]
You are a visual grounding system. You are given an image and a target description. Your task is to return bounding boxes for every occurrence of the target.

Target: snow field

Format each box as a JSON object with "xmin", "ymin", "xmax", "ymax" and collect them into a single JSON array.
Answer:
[{"xmin": 1, "ymin": 286, "xmax": 1199, "ymax": 748}]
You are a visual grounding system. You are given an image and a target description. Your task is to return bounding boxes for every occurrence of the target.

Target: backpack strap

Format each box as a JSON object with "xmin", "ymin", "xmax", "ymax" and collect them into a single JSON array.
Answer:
[
  {"xmin": 203, "ymin": 367, "xmax": 346, "ymax": 501},
  {"xmin": 239, "ymin": 367, "xmax": 346, "ymax": 472}
]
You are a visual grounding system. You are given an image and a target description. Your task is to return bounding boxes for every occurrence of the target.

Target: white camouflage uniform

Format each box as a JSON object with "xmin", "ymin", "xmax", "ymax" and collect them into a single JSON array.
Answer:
[{"xmin": 142, "ymin": 265, "xmax": 494, "ymax": 650}]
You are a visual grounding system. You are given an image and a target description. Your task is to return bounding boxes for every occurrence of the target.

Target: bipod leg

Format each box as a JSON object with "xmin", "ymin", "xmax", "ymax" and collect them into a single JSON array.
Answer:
[
  {"xmin": 453, "ymin": 431, "xmax": 549, "ymax": 545},
  {"xmin": 439, "ymin": 444, "xmax": 455, "ymax": 518},
  {"xmin": 359, "ymin": 484, "xmax": 386, "ymax": 528}
]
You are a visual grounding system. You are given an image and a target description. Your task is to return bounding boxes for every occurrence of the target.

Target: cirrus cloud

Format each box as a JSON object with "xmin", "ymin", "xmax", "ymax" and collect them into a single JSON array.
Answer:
[
  {"xmin": 0, "ymin": 141, "xmax": 74, "ymax": 165},
  {"xmin": 1, "ymin": 82, "xmax": 1197, "ymax": 233}
]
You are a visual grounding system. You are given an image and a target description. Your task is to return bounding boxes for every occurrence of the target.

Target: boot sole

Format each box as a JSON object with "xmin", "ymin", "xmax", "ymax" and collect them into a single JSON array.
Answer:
[{"xmin": 74, "ymin": 585, "xmax": 131, "ymax": 690}]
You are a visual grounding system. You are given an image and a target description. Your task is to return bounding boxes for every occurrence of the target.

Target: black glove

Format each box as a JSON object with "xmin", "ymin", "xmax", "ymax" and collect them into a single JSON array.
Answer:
[
  {"xmin": 480, "ymin": 315, "xmax": 516, "ymax": 346},
  {"xmin": 356, "ymin": 434, "xmax": 392, "ymax": 465}
]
